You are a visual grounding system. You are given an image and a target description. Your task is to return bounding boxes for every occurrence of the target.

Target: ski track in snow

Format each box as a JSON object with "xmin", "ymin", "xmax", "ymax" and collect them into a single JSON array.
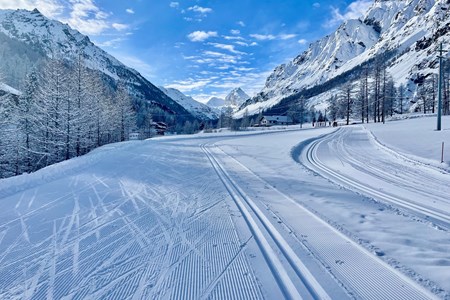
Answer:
[
  {"xmin": 1, "ymin": 122, "xmax": 448, "ymax": 299},
  {"xmin": 210, "ymin": 143, "xmax": 437, "ymax": 300},
  {"xmin": 0, "ymin": 142, "xmax": 263, "ymax": 300},
  {"xmin": 302, "ymin": 126, "xmax": 450, "ymax": 229}
]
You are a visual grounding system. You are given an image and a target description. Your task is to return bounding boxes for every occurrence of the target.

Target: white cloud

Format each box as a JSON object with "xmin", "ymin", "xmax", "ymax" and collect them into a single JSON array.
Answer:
[
  {"xmin": 223, "ymin": 35, "xmax": 244, "ymax": 41},
  {"xmin": 166, "ymin": 79, "xmax": 211, "ymax": 92},
  {"xmin": 203, "ymin": 51, "xmax": 239, "ymax": 64},
  {"xmin": 237, "ymin": 21, "xmax": 246, "ymax": 27},
  {"xmin": 250, "ymin": 34, "xmax": 276, "ymax": 41},
  {"xmin": 230, "ymin": 29, "xmax": 240, "ymax": 35},
  {"xmin": 112, "ymin": 23, "xmax": 128, "ymax": 31},
  {"xmin": 279, "ymin": 33, "xmax": 297, "ymax": 40},
  {"xmin": 126, "ymin": 8, "xmax": 134, "ymax": 14},
  {"xmin": 188, "ymin": 5, "xmax": 212, "ymax": 14},
  {"xmin": 0, "ymin": 0, "xmax": 63, "ymax": 18},
  {"xmin": 208, "ymin": 42, "xmax": 245, "ymax": 54},
  {"xmin": 298, "ymin": 39, "xmax": 307, "ymax": 45},
  {"xmin": 61, "ymin": 0, "xmax": 112, "ymax": 35},
  {"xmin": 325, "ymin": 0, "xmax": 372, "ymax": 28},
  {"xmin": 169, "ymin": 2, "xmax": 179, "ymax": 9},
  {"xmin": 313, "ymin": 2, "xmax": 320, "ymax": 8},
  {"xmin": 95, "ymin": 37, "xmax": 124, "ymax": 48},
  {"xmin": 187, "ymin": 31, "xmax": 218, "ymax": 42},
  {"xmin": 250, "ymin": 33, "xmax": 298, "ymax": 41},
  {"xmin": 1, "ymin": 0, "xmax": 125, "ymax": 37}
]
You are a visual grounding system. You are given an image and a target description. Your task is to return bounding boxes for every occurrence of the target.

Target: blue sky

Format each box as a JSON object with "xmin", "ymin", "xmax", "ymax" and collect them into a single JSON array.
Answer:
[{"xmin": 0, "ymin": 0, "xmax": 372, "ymax": 102}]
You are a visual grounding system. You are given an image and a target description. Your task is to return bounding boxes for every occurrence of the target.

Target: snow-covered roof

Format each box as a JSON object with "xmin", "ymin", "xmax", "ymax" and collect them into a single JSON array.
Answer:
[{"xmin": 262, "ymin": 115, "xmax": 293, "ymax": 123}]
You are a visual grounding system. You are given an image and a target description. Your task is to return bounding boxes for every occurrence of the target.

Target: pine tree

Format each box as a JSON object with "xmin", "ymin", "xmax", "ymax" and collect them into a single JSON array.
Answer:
[{"xmin": 114, "ymin": 82, "xmax": 137, "ymax": 142}]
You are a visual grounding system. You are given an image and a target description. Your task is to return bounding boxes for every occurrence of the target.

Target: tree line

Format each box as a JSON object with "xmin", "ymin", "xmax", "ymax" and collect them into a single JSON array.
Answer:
[
  {"xmin": 0, "ymin": 57, "xmax": 137, "ymax": 179},
  {"xmin": 328, "ymin": 59, "xmax": 450, "ymax": 125}
]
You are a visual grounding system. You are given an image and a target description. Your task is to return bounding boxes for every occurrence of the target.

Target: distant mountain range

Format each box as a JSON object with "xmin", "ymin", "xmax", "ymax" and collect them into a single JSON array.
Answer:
[
  {"xmin": 0, "ymin": 8, "xmax": 196, "ymax": 125},
  {"xmin": 236, "ymin": 0, "xmax": 450, "ymax": 117},
  {"xmin": 158, "ymin": 87, "xmax": 218, "ymax": 121},
  {"xmin": 205, "ymin": 88, "xmax": 250, "ymax": 115}
]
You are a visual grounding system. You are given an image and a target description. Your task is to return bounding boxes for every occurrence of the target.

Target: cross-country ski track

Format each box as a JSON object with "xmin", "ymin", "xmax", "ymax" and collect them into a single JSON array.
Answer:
[
  {"xmin": 301, "ymin": 126, "xmax": 450, "ymax": 229},
  {"xmin": 1, "ymin": 120, "xmax": 449, "ymax": 299}
]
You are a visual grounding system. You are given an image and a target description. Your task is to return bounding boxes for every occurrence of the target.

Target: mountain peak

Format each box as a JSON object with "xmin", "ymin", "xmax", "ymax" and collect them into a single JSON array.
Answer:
[{"xmin": 225, "ymin": 88, "xmax": 249, "ymax": 107}]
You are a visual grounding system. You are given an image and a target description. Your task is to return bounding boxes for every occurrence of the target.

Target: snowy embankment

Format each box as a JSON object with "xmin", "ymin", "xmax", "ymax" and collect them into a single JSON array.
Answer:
[{"xmin": 365, "ymin": 115, "xmax": 450, "ymax": 171}]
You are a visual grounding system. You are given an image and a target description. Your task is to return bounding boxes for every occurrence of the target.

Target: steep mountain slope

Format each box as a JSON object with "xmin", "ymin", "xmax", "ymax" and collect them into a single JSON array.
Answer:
[
  {"xmin": 159, "ymin": 87, "xmax": 218, "ymax": 120},
  {"xmin": 0, "ymin": 8, "xmax": 195, "ymax": 124},
  {"xmin": 236, "ymin": 0, "xmax": 450, "ymax": 117}
]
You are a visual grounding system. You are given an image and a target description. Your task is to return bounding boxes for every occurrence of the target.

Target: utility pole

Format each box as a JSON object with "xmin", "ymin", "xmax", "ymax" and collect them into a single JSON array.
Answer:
[{"xmin": 437, "ymin": 43, "xmax": 447, "ymax": 131}]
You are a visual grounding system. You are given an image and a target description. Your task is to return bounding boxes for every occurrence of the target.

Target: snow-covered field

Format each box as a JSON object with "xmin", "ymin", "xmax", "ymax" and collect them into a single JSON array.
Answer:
[{"xmin": 1, "ymin": 116, "xmax": 449, "ymax": 299}]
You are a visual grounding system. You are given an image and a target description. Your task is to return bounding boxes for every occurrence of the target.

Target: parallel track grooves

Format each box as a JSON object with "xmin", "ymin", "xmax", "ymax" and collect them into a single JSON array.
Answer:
[
  {"xmin": 201, "ymin": 144, "xmax": 331, "ymax": 300},
  {"xmin": 303, "ymin": 129, "xmax": 450, "ymax": 226}
]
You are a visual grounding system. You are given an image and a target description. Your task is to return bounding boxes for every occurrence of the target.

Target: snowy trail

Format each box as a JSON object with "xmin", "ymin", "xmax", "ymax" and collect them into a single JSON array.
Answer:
[
  {"xmin": 202, "ymin": 144, "xmax": 330, "ymax": 300},
  {"xmin": 212, "ymin": 142, "xmax": 437, "ymax": 300},
  {"xmin": 0, "ymin": 140, "xmax": 265, "ymax": 300},
  {"xmin": 1, "ymin": 124, "xmax": 449, "ymax": 299},
  {"xmin": 302, "ymin": 126, "xmax": 450, "ymax": 228}
]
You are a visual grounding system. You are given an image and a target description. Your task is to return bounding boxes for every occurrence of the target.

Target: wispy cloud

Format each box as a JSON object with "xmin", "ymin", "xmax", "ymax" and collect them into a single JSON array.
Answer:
[
  {"xmin": 112, "ymin": 23, "xmax": 128, "ymax": 31},
  {"xmin": 325, "ymin": 0, "xmax": 372, "ymax": 28},
  {"xmin": 208, "ymin": 43, "xmax": 245, "ymax": 55},
  {"xmin": 0, "ymin": 0, "xmax": 63, "ymax": 18},
  {"xmin": 298, "ymin": 39, "xmax": 308, "ymax": 45},
  {"xmin": 59, "ymin": 0, "xmax": 113, "ymax": 35},
  {"xmin": 313, "ymin": 2, "xmax": 320, "ymax": 8},
  {"xmin": 169, "ymin": 2, "xmax": 179, "ymax": 9},
  {"xmin": 250, "ymin": 33, "xmax": 298, "ymax": 41},
  {"xmin": 230, "ymin": 29, "xmax": 240, "ymax": 35},
  {"xmin": 95, "ymin": 37, "xmax": 124, "ymax": 48},
  {"xmin": 223, "ymin": 35, "xmax": 244, "ymax": 41},
  {"xmin": 237, "ymin": 21, "xmax": 246, "ymax": 27},
  {"xmin": 235, "ymin": 41, "xmax": 258, "ymax": 47},
  {"xmin": 279, "ymin": 33, "xmax": 297, "ymax": 40},
  {"xmin": 187, "ymin": 31, "xmax": 218, "ymax": 42},
  {"xmin": 250, "ymin": 34, "xmax": 276, "ymax": 41},
  {"xmin": 188, "ymin": 5, "xmax": 213, "ymax": 14},
  {"xmin": 126, "ymin": 8, "xmax": 134, "ymax": 14},
  {"xmin": 166, "ymin": 79, "xmax": 211, "ymax": 92}
]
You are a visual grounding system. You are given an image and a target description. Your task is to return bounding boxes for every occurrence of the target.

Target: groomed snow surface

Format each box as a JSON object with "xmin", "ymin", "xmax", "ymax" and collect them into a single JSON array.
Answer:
[{"xmin": 1, "ymin": 116, "xmax": 449, "ymax": 299}]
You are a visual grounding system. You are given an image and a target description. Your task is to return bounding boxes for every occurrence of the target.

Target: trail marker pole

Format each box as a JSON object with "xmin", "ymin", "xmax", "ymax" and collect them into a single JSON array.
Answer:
[
  {"xmin": 436, "ymin": 43, "xmax": 447, "ymax": 131},
  {"xmin": 442, "ymin": 142, "xmax": 445, "ymax": 163}
]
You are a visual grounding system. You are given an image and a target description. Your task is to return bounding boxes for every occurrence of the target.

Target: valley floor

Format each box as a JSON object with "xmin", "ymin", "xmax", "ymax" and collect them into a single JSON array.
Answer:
[{"xmin": 0, "ymin": 116, "xmax": 449, "ymax": 299}]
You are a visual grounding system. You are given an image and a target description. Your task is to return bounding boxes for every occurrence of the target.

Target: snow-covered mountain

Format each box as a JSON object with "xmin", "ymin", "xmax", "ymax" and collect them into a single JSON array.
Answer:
[
  {"xmin": 225, "ymin": 88, "xmax": 250, "ymax": 107},
  {"xmin": 158, "ymin": 87, "xmax": 218, "ymax": 121},
  {"xmin": 236, "ymin": 0, "xmax": 450, "ymax": 117},
  {"xmin": 207, "ymin": 97, "xmax": 226, "ymax": 108},
  {"xmin": 0, "ymin": 8, "xmax": 195, "ymax": 123}
]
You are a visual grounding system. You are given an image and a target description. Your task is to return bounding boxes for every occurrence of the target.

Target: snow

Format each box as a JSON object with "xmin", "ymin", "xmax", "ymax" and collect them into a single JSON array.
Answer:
[
  {"xmin": 365, "ymin": 115, "xmax": 450, "ymax": 170},
  {"xmin": 0, "ymin": 115, "xmax": 449, "ymax": 299},
  {"xmin": 0, "ymin": 82, "xmax": 21, "ymax": 95}
]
